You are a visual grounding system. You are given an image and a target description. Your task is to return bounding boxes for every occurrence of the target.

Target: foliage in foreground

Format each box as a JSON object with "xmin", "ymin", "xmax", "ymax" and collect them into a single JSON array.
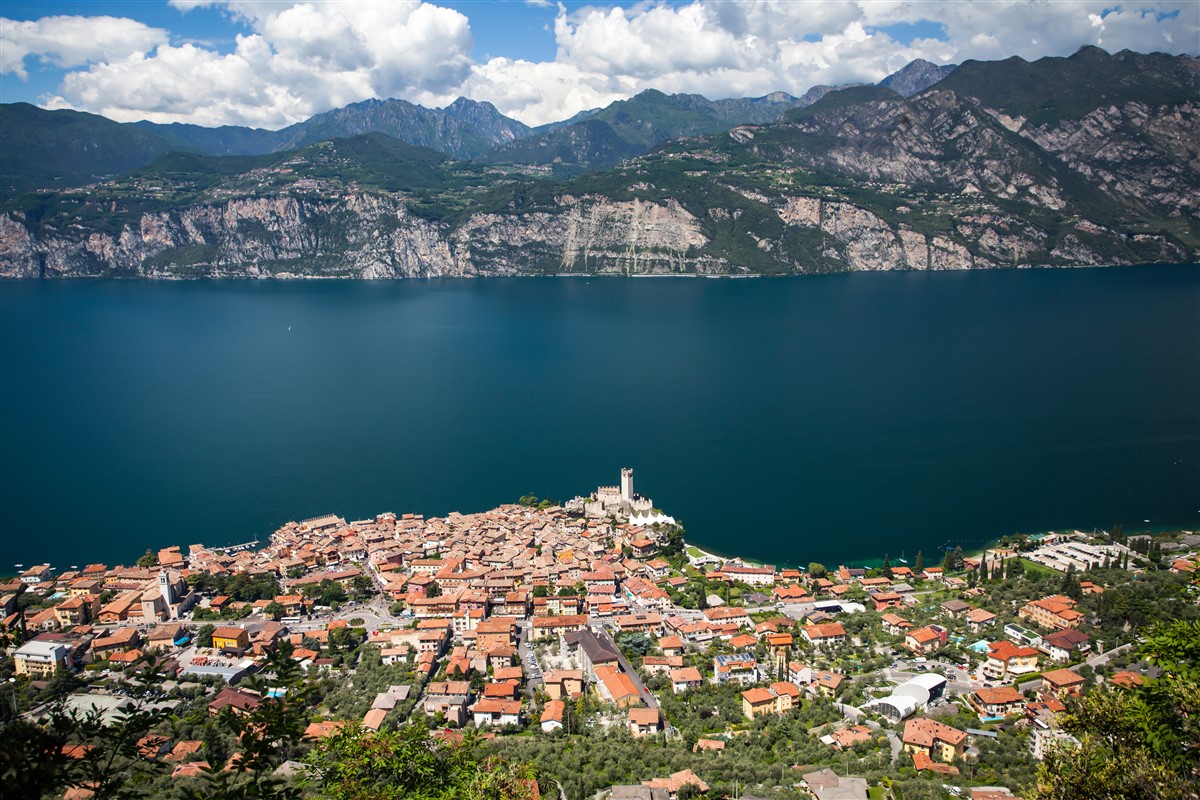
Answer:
[
  {"xmin": 1027, "ymin": 620, "xmax": 1200, "ymax": 800},
  {"xmin": 304, "ymin": 725, "xmax": 536, "ymax": 800}
]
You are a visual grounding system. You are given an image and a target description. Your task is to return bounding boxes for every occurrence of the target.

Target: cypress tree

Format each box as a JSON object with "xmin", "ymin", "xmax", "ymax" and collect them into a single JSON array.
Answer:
[{"xmin": 914, "ymin": 551, "xmax": 924, "ymax": 574}]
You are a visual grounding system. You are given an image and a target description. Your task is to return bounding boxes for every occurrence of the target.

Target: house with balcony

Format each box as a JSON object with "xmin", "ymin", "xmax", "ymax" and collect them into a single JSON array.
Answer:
[
  {"xmin": 902, "ymin": 717, "xmax": 966, "ymax": 763},
  {"xmin": 983, "ymin": 641, "xmax": 1039, "ymax": 681}
]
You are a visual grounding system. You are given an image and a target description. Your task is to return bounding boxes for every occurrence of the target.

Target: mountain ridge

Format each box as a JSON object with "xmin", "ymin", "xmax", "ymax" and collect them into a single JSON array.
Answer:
[
  {"xmin": 0, "ymin": 57, "xmax": 958, "ymax": 199},
  {"xmin": 2, "ymin": 47, "xmax": 1195, "ymax": 280}
]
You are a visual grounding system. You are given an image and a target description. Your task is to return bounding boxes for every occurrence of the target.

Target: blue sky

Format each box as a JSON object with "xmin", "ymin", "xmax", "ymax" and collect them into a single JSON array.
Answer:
[{"xmin": 2, "ymin": 1, "xmax": 1196, "ymax": 127}]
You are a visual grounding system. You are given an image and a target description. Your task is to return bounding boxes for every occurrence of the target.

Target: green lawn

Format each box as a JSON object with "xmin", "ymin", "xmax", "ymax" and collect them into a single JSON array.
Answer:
[{"xmin": 1017, "ymin": 557, "xmax": 1059, "ymax": 579}]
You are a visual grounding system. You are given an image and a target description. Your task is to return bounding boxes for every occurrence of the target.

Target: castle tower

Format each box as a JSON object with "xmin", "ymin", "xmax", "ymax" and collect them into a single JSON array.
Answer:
[{"xmin": 620, "ymin": 468, "xmax": 634, "ymax": 503}]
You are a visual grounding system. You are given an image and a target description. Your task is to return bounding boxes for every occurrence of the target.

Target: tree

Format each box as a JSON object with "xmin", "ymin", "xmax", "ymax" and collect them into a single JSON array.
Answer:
[
  {"xmin": 1061, "ymin": 564, "xmax": 1083, "ymax": 601},
  {"xmin": 263, "ymin": 601, "xmax": 285, "ymax": 621},
  {"xmin": 807, "ymin": 563, "xmax": 827, "ymax": 579},
  {"xmin": 305, "ymin": 724, "xmax": 537, "ymax": 800},
  {"xmin": 135, "ymin": 549, "xmax": 157, "ymax": 568},
  {"xmin": 1027, "ymin": 620, "xmax": 1200, "ymax": 799},
  {"xmin": 662, "ymin": 527, "xmax": 686, "ymax": 560},
  {"xmin": 350, "ymin": 575, "xmax": 375, "ymax": 598},
  {"xmin": 881, "ymin": 554, "xmax": 893, "ymax": 579},
  {"xmin": 203, "ymin": 723, "xmax": 231, "ymax": 768},
  {"xmin": 914, "ymin": 551, "xmax": 924, "ymax": 574},
  {"xmin": 943, "ymin": 546, "xmax": 964, "ymax": 572},
  {"xmin": 0, "ymin": 660, "xmax": 174, "ymax": 800},
  {"xmin": 197, "ymin": 623, "xmax": 215, "ymax": 649}
]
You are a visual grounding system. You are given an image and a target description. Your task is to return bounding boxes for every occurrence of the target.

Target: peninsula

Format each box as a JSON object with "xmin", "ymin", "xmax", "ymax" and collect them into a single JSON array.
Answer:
[{"xmin": 3, "ymin": 468, "xmax": 1197, "ymax": 799}]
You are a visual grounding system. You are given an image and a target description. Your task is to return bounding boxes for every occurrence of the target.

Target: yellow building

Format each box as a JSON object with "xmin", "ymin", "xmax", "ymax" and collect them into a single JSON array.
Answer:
[
  {"xmin": 742, "ymin": 687, "xmax": 781, "ymax": 719},
  {"xmin": 212, "ymin": 626, "xmax": 250, "ymax": 653},
  {"xmin": 741, "ymin": 682, "xmax": 800, "ymax": 720},
  {"xmin": 902, "ymin": 717, "xmax": 966, "ymax": 763},
  {"xmin": 14, "ymin": 640, "xmax": 70, "ymax": 677}
]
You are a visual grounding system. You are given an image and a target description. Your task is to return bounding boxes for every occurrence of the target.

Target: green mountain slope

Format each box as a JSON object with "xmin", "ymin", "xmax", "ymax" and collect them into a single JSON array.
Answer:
[
  {"xmin": 935, "ymin": 46, "xmax": 1200, "ymax": 126},
  {"xmin": 0, "ymin": 103, "xmax": 199, "ymax": 200},
  {"xmin": 476, "ymin": 89, "xmax": 805, "ymax": 170}
]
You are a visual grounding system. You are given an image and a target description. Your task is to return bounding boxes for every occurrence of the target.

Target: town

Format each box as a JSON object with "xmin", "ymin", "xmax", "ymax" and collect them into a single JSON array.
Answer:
[{"xmin": 2, "ymin": 469, "xmax": 1198, "ymax": 800}]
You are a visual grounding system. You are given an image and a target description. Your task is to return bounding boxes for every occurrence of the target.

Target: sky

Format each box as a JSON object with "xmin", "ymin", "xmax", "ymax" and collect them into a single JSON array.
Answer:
[{"xmin": 1, "ymin": 1, "xmax": 1197, "ymax": 128}]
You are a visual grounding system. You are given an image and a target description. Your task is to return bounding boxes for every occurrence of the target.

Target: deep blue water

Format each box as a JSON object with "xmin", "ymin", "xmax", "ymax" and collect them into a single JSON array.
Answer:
[{"xmin": 1, "ymin": 266, "xmax": 1198, "ymax": 570}]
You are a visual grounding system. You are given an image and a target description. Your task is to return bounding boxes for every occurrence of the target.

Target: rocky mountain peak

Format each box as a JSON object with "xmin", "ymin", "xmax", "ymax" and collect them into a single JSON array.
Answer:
[{"xmin": 878, "ymin": 58, "xmax": 957, "ymax": 97}]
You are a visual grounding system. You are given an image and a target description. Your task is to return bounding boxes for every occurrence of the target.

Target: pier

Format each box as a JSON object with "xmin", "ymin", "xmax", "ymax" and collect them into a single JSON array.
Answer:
[{"xmin": 210, "ymin": 540, "xmax": 259, "ymax": 554}]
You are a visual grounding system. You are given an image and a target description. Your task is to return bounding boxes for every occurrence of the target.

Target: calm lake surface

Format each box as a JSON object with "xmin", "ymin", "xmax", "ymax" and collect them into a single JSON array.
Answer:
[{"xmin": 2, "ymin": 266, "xmax": 1198, "ymax": 570}]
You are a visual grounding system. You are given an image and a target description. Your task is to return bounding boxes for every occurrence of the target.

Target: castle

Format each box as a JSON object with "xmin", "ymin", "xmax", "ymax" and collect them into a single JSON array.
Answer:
[{"xmin": 568, "ymin": 468, "xmax": 675, "ymax": 526}]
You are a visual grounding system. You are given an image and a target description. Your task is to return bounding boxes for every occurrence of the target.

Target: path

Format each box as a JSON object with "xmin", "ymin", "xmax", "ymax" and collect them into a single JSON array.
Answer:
[{"xmin": 1087, "ymin": 642, "xmax": 1134, "ymax": 668}]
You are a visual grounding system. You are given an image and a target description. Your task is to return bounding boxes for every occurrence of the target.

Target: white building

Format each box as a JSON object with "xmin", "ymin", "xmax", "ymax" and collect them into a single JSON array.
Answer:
[
  {"xmin": 864, "ymin": 674, "xmax": 947, "ymax": 722},
  {"xmin": 14, "ymin": 640, "xmax": 71, "ymax": 677}
]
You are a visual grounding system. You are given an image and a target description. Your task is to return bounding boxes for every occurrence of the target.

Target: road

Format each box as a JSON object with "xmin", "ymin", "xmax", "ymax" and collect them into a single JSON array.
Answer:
[
  {"xmin": 602, "ymin": 629, "xmax": 660, "ymax": 711},
  {"xmin": 516, "ymin": 620, "xmax": 544, "ymax": 698},
  {"xmin": 1087, "ymin": 642, "xmax": 1134, "ymax": 668}
]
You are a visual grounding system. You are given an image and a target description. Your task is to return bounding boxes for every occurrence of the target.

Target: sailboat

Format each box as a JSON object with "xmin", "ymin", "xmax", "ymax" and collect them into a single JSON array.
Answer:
[{"xmin": 897, "ymin": 551, "xmax": 908, "ymax": 564}]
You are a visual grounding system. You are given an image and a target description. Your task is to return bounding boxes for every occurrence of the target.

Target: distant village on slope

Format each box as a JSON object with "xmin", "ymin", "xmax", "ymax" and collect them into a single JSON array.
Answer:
[{"xmin": 4, "ymin": 468, "xmax": 1198, "ymax": 800}]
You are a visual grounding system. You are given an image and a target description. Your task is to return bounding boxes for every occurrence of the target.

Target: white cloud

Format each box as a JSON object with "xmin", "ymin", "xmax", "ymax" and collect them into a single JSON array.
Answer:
[
  {"xmin": 1, "ymin": 15, "xmax": 168, "ymax": 79},
  {"xmin": 39, "ymin": 1, "xmax": 474, "ymax": 129},
  {"xmin": 16, "ymin": 0, "xmax": 1200, "ymax": 128},
  {"xmin": 470, "ymin": 0, "xmax": 1197, "ymax": 125}
]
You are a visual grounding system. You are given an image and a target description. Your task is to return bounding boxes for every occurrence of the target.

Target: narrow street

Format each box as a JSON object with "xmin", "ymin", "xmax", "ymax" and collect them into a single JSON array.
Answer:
[{"xmin": 1087, "ymin": 641, "xmax": 1134, "ymax": 667}]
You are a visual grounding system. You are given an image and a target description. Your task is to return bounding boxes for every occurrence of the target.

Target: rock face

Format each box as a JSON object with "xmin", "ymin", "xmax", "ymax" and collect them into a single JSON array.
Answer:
[
  {"xmin": 1, "ymin": 195, "xmax": 459, "ymax": 279},
  {"xmin": 0, "ymin": 194, "xmax": 722, "ymax": 279},
  {"xmin": 1020, "ymin": 101, "xmax": 1200, "ymax": 215},
  {"xmin": 456, "ymin": 197, "xmax": 714, "ymax": 275}
]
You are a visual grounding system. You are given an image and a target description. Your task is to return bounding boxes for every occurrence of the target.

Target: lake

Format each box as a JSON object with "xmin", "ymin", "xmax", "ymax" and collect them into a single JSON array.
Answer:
[{"xmin": 1, "ymin": 265, "xmax": 1197, "ymax": 570}]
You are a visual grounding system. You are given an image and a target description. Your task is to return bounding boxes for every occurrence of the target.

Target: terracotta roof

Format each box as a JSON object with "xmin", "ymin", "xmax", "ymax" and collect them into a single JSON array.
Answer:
[
  {"xmin": 974, "ymin": 685, "xmax": 1024, "ymax": 705},
  {"xmin": 541, "ymin": 700, "xmax": 564, "ymax": 723},
  {"xmin": 362, "ymin": 708, "xmax": 388, "ymax": 731},
  {"xmin": 903, "ymin": 717, "xmax": 966, "ymax": 748},
  {"xmin": 988, "ymin": 641, "xmax": 1039, "ymax": 661},
  {"xmin": 1041, "ymin": 668, "xmax": 1084, "ymax": 687},
  {"xmin": 628, "ymin": 707, "xmax": 661, "ymax": 726},
  {"xmin": 1111, "ymin": 671, "xmax": 1143, "ymax": 688},
  {"xmin": 741, "ymin": 687, "xmax": 776, "ymax": 705},
  {"xmin": 804, "ymin": 622, "xmax": 846, "ymax": 638}
]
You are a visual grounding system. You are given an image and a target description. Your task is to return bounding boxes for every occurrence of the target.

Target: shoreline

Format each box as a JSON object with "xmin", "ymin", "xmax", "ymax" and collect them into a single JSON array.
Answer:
[
  {"xmin": 6, "ymin": 512, "xmax": 1195, "ymax": 579},
  {"xmin": 681, "ymin": 522, "xmax": 1194, "ymax": 574},
  {"xmin": 3, "ymin": 262, "xmax": 1196, "ymax": 283}
]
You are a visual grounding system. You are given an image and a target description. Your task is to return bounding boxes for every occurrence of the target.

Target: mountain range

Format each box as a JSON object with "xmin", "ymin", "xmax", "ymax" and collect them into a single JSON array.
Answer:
[
  {"xmin": 0, "ymin": 57, "xmax": 956, "ymax": 201},
  {"xmin": 0, "ymin": 47, "xmax": 1196, "ymax": 279}
]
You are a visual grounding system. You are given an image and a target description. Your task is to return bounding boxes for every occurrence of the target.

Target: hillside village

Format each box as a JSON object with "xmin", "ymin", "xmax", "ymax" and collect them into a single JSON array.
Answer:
[{"xmin": 3, "ymin": 471, "xmax": 1198, "ymax": 800}]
